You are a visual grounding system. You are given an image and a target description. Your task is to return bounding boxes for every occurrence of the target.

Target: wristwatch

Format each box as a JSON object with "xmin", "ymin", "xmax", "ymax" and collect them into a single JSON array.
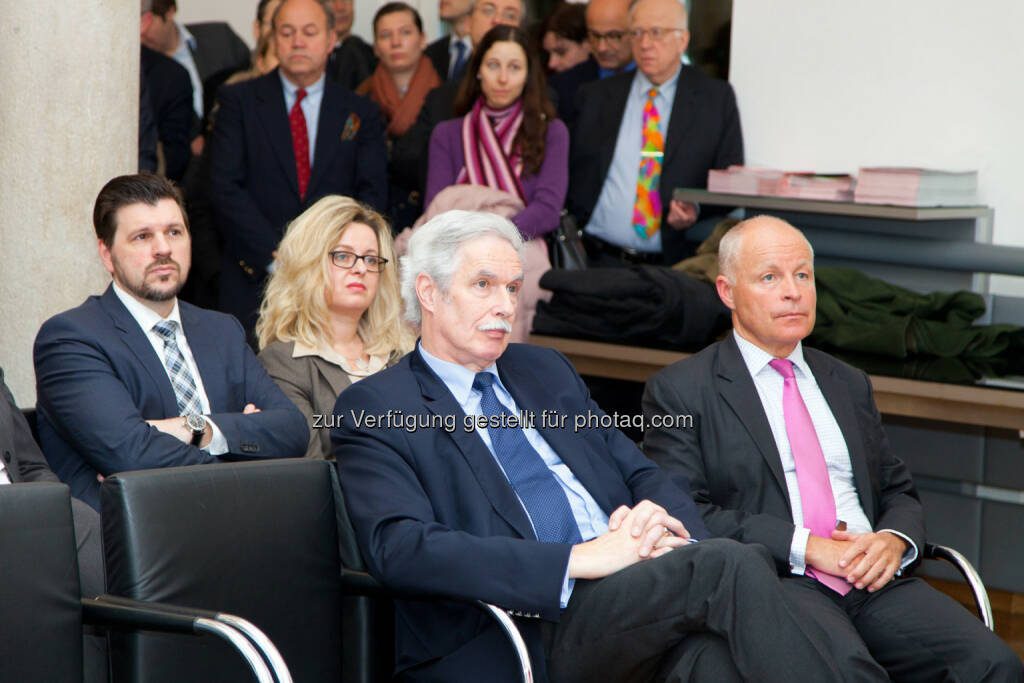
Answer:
[{"xmin": 183, "ymin": 414, "xmax": 208, "ymax": 446}]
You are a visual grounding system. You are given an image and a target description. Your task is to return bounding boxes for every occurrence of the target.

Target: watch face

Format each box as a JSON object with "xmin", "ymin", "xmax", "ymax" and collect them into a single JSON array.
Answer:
[{"xmin": 185, "ymin": 414, "xmax": 206, "ymax": 432}]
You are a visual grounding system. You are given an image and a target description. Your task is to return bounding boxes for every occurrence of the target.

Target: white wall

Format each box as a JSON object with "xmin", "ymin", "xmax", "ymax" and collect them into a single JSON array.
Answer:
[
  {"xmin": 731, "ymin": 0, "xmax": 1024, "ymax": 296},
  {"xmin": 176, "ymin": 0, "xmax": 443, "ymax": 48}
]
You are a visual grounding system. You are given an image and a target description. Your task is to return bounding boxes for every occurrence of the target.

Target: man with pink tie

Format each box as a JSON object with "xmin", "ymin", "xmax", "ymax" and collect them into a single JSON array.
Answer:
[{"xmin": 643, "ymin": 215, "xmax": 1021, "ymax": 681}]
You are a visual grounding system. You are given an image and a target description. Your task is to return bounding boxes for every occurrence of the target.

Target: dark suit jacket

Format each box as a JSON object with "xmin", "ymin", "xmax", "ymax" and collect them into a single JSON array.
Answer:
[
  {"xmin": 1, "ymin": 367, "xmax": 58, "ymax": 485},
  {"xmin": 209, "ymin": 69, "xmax": 388, "ymax": 334},
  {"xmin": 33, "ymin": 286, "xmax": 309, "ymax": 510},
  {"xmin": 327, "ymin": 35, "xmax": 378, "ymax": 91},
  {"xmin": 641, "ymin": 334, "xmax": 925, "ymax": 575},
  {"xmin": 549, "ymin": 56, "xmax": 599, "ymax": 129},
  {"xmin": 141, "ymin": 45, "xmax": 195, "ymax": 180},
  {"xmin": 185, "ymin": 21, "xmax": 251, "ymax": 123},
  {"xmin": 567, "ymin": 66, "xmax": 744, "ymax": 265},
  {"xmin": 333, "ymin": 344, "xmax": 708, "ymax": 682},
  {"xmin": 424, "ymin": 36, "xmax": 452, "ymax": 81}
]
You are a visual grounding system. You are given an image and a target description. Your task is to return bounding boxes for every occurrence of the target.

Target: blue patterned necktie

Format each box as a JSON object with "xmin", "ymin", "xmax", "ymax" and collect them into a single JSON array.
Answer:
[
  {"xmin": 451, "ymin": 40, "xmax": 468, "ymax": 80},
  {"xmin": 473, "ymin": 372, "xmax": 582, "ymax": 544},
  {"xmin": 152, "ymin": 320, "xmax": 203, "ymax": 416}
]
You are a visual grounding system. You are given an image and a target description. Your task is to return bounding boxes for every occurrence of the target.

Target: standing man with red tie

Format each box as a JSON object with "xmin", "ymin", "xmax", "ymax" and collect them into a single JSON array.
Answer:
[
  {"xmin": 643, "ymin": 216, "xmax": 1022, "ymax": 681},
  {"xmin": 210, "ymin": 0, "xmax": 386, "ymax": 341},
  {"xmin": 567, "ymin": 0, "xmax": 742, "ymax": 268}
]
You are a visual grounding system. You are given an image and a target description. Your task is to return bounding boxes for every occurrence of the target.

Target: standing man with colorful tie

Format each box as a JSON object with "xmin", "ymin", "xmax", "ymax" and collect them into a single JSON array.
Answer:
[
  {"xmin": 209, "ymin": 0, "xmax": 387, "ymax": 341},
  {"xmin": 643, "ymin": 216, "xmax": 1022, "ymax": 681},
  {"xmin": 567, "ymin": 0, "xmax": 742, "ymax": 267},
  {"xmin": 34, "ymin": 173, "xmax": 309, "ymax": 511}
]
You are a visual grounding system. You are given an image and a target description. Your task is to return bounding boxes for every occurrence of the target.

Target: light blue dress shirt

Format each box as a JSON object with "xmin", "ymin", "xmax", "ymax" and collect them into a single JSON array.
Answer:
[
  {"xmin": 419, "ymin": 344, "xmax": 609, "ymax": 606},
  {"xmin": 279, "ymin": 71, "xmax": 326, "ymax": 167},
  {"xmin": 172, "ymin": 22, "xmax": 204, "ymax": 119},
  {"xmin": 584, "ymin": 63, "xmax": 682, "ymax": 253}
]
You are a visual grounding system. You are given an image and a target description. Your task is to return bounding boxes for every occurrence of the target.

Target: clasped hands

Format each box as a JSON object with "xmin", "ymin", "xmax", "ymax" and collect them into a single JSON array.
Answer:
[
  {"xmin": 568, "ymin": 500, "xmax": 691, "ymax": 580},
  {"xmin": 806, "ymin": 529, "xmax": 908, "ymax": 592}
]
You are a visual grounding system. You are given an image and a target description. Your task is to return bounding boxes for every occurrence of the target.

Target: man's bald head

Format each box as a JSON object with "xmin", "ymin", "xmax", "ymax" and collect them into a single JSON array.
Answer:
[
  {"xmin": 716, "ymin": 216, "xmax": 817, "ymax": 357},
  {"xmin": 586, "ymin": 0, "xmax": 633, "ymax": 71}
]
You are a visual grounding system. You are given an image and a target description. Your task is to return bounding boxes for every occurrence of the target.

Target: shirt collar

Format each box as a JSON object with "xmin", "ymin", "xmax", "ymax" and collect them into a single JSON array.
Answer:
[
  {"xmin": 632, "ymin": 62, "xmax": 681, "ymax": 99},
  {"xmin": 278, "ymin": 69, "xmax": 326, "ymax": 96},
  {"xmin": 111, "ymin": 281, "xmax": 182, "ymax": 334},
  {"xmin": 175, "ymin": 21, "xmax": 197, "ymax": 52},
  {"xmin": 417, "ymin": 341, "xmax": 501, "ymax": 406},
  {"xmin": 598, "ymin": 60, "xmax": 636, "ymax": 79},
  {"xmin": 733, "ymin": 330, "xmax": 810, "ymax": 379},
  {"xmin": 292, "ymin": 338, "xmax": 386, "ymax": 376},
  {"xmin": 450, "ymin": 34, "xmax": 472, "ymax": 51}
]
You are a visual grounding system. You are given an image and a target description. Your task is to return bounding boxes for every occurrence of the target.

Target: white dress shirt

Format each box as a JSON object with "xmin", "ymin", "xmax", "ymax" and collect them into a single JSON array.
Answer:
[
  {"xmin": 112, "ymin": 283, "xmax": 227, "ymax": 454},
  {"xmin": 172, "ymin": 21, "xmax": 204, "ymax": 118},
  {"xmin": 733, "ymin": 332, "xmax": 917, "ymax": 575},
  {"xmin": 447, "ymin": 34, "xmax": 472, "ymax": 78}
]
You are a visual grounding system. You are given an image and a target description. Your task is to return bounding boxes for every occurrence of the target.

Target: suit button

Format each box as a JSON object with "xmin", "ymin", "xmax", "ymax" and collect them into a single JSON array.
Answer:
[{"xmin": 240, "ymin": 443, "xmax": 259, "ymax": 454}]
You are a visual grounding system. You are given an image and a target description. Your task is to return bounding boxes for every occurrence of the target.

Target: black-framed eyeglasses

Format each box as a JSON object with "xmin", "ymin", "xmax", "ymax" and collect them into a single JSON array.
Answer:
[
  {"xmin": 587, "ymin": 29, "xmax": 627, "ymax": 45},
  {"xmin": 329, "ymin": 250, "xmax": 388, "ymax": 272}
]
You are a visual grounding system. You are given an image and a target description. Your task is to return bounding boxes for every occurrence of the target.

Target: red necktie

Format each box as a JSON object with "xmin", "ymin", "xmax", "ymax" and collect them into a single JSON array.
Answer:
[
  {"xmin": 289, "ymin": 88, "xmax": 310, "ymax": 199},
  {"xmin": 769, "ymin": 358, "xmax": 852, "ymax": 595}
]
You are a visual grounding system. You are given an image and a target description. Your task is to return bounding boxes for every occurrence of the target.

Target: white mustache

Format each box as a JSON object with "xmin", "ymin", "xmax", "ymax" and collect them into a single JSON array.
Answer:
[{"xmin": 477, "ymin": 320, "xmax": 512, "ymax": 333}]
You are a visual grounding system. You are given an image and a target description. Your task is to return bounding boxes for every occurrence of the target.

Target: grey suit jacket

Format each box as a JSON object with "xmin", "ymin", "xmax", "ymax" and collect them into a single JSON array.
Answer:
[
  {"xmin": 258, "ymin": 340, "xmax": 402, "ymax": 459},
  {"xmin": 642, "ymin": 334, "xmax": 925, "ymax": 574}
]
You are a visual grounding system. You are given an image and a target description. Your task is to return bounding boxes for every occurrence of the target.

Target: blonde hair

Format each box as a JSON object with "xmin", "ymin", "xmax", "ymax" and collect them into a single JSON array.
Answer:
[{"xmin": 256, "ymin": 195, "xmax": 415, "ymax": 357}]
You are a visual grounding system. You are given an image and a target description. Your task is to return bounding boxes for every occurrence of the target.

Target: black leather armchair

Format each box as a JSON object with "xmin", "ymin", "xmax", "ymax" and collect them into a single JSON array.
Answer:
[
  {"xmin": 100, "ymin": 458, "xmax": 533, "ymax": 683},
  {"xmin": 0, "ymin": 482, "xmax": 282, "ymax": 682}
]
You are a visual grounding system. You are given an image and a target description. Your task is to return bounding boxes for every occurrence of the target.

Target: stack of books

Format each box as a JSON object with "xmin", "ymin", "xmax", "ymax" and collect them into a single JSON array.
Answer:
[
  {"xmin": 776, "ymin": 173, "xmax": 855, "ymax": 201},
  {"xmin": 707, "ymin": 166, "xmax": 785, "ymax": 196},
  {"xmin": 853, "ymin": 167, "xmax": 979, "ymax": 207}
]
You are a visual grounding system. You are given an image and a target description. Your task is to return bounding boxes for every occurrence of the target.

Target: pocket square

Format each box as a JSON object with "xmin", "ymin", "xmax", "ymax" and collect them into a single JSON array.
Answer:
[{"xmin": 341, "ymin": 113, "xmax": 361, "ymax": 141}]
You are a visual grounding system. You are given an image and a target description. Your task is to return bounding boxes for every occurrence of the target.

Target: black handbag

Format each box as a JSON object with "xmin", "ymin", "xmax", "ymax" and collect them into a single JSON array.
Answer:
[{"xmin": 547, "ymin": 210, "xmax": 588, "ymax": 270}]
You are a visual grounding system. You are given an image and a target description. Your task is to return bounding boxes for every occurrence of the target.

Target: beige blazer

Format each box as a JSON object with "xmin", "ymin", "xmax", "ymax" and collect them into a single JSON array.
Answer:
[{"xmin": 258, "ymin": 340, "xmax": 399, "ymax": 459}]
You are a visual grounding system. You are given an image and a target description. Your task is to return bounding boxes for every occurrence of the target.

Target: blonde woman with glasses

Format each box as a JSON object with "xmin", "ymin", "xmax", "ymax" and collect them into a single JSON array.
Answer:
[{"xmin": 257, "ymin": 195, "xmax": 414, "ymax": 459}]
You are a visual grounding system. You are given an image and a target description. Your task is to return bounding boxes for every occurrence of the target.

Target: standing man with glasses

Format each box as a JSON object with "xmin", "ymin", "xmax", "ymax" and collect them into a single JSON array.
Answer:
[
  {"xmin": 34, "ymin": 173, "xmax": 308, "ymax": 511},
  {"xmin": 550, "ymin": 0, "xmax": 634, "ymax": 126},
  {"xmin": 210, "ymin": 0, "xmax": 387, "ymax": 342},
  {"xmin": 567, "ymin": 0, "xmax": 742, "ymax": 268}
]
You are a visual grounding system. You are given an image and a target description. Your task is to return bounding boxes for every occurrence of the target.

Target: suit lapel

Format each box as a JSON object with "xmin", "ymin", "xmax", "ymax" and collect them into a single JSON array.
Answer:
[
  {"xmin": 497, "ymin": 358, "xmax": 615, "ymax": 515},
  {"xmin": 255, "ymin": 70, "xmax": 301, "ymax": 198},
  {"xmin": 716, "ymin": 336, "xmax": 792, "ymax": 513},
  {"xmin": 806, "ymin": 351, "xmax": 877, "ymax": 521},
  {"xmin": 410, "ymin": 351, "xmax": 536, "ymax": 540},
  {"xmin": 596, "ymin": 73, "xmax": 634, "ymax": 186},
  {"xmin": 99, "ymin": 287, "xmax": 180, "ymax": 417},
  {"xmin": 177, "ymin": 303, "xmax": 223, "ymax": 412},
  {"xmin": 307, "ymin": 80, "xmax": 345, "ymax": 197},
  {"xmin": 312, "ymin": 354, "xmax": 351, "ymax": 399},
  {"xmin": 662, "ymin": 66, "xmax": 698, "ymax": 174}
]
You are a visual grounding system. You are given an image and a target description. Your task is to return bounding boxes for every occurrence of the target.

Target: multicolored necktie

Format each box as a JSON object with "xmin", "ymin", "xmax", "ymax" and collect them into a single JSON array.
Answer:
[
  {"xmin": 769, "ymin": 359, "xmax": 852, "ymax": 595},
  {"xmin": 632, "ymin": 88, "xmax": 663, "ymax": 240},
  {"xmin": 289, "ymin": 88, "xmax": 311, "ymax": 199},
  {"xmin": 152, "ymin": 320, "xmax": 203, "ymax": 417}
]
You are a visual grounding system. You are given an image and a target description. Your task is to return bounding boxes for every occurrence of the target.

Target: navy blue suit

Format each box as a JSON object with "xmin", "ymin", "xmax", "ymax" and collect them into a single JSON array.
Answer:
[
  {"xmin": 33, "ymin": 286, "xmax": 309, "ymax": 510},
  {"xmin": 332, "ymin": 344, "xmax": 708, "ymax": 682},
  {"xmin": 209, "ymin": 69, "xmax": 388, "ymax": 336}
]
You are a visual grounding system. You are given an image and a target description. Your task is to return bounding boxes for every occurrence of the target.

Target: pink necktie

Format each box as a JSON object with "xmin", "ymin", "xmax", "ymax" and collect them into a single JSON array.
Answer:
[
  {"xmin": 289, "ymin": 88, "xmax": 310, "ymax": 199},
  {"xmin": 769, "ymin": 358, "xmax": 852, "ymax": 595}
]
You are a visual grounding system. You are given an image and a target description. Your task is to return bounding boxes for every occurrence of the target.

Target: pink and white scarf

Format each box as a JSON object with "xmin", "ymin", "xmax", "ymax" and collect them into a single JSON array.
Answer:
[{"xmin": 456, "ymin": 97, "xmax": 526, "ymax": 202}]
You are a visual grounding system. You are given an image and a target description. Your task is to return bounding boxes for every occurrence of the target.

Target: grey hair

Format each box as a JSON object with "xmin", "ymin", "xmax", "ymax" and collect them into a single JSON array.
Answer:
[
  {"xmin": 718, "ymin": 215, "xmax": 814, "ymax": 283},
  {"xmin": 400, "ymin": 210, "xmax": 524, "ymax": 324}
]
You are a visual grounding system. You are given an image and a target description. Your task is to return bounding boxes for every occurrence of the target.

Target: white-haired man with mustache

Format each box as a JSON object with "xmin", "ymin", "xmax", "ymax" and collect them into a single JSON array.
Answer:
[{"xmin": 332, "ymin": 209, "xmax": 850, "ymax": 682}]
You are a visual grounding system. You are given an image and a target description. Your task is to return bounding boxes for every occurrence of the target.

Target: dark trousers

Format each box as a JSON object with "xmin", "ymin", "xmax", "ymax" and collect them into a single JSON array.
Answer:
[
  {"xmin": 543, "ymin": 539, "xmax": 846, "ymax": 682},
  {"xmin": 781, "ymin": 575, "xmax": 1023, "ymax": 682}
]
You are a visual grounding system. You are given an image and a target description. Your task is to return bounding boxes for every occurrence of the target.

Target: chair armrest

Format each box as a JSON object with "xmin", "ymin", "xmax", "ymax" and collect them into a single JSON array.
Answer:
[
  {"xmin": 924, "ymin": 543, "xmax": 994, "ymax": 630},
  {"xmin": 340, "ymin": 570, "xmax": 533, "ymax": 682},
  {"xmin": 83, "ymin": 595, "xmax": 279, "ymax": 682}
]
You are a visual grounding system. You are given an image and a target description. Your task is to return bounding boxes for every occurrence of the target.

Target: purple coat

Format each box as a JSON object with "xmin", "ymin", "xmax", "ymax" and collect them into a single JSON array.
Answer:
[{"xmin": 425, "ymin": 117, "xmax": 569, "ymax": 239}]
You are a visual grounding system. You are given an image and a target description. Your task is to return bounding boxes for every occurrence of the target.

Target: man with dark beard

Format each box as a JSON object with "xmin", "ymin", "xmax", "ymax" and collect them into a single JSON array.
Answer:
[{"xmin": 33, "ymin": 173, "xmax": 308, "ymax": 511}]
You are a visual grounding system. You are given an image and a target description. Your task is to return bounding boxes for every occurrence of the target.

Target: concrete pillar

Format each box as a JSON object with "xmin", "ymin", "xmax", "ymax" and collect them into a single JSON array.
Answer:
[{"xmin": 0, "ymin": 5, "xmax": 137, "ymax": 404}]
